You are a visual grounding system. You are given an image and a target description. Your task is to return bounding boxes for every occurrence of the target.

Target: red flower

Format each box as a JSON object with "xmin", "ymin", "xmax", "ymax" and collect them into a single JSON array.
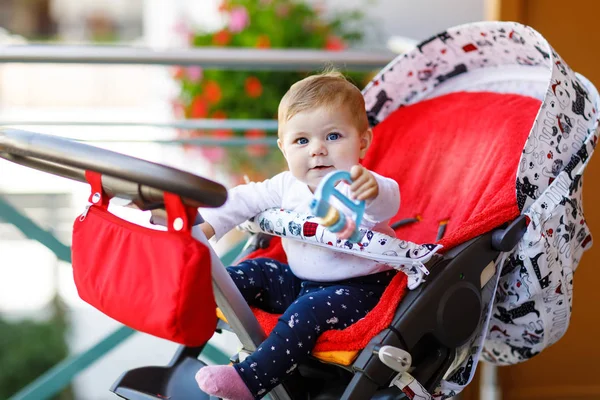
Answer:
[
  {"xmin": 203, "ymin": 110, "xmax": 232, "ymax": 162},
  {"xmin": 213, "ymin": 129, "xmax": 233, "ymax": 139},
  {"xmin": 213, "ymin": 29, "xmax": 231, "ymax": 46},
  {"xmin": 171, "ymin": 66, "xmax": 185, "ymax": 80},
  {"xmin": 245, "ymin": 76, "xmax": 263, "ymax": 98},
  {"xmin": 218, "ymin": 1, "xmax": 231, "ymax": 13},
  {"xmin": 256, "ymin": 35, "xmax": 271, "ymax": 49},
  {"xmin": 204, "ymin": 80, "xmax": 222, "ymax": 104},
  {"xmin": 212, "ymin": 110, "xmax": 227, "ymax": 120},
  {"xmin": 325, "ymin": 35, "xmax": 345, "ymax": 51},
  {"xmin": 190, "ymin": 96, "xmax": 208, "ymax": 118},
  {"xmin": 211, "ymin": 110, "xmax": 233, "ymax": 145},
  {"xmin": 244, "ymin": 129, "xmax": 268, "ymax": 156}
]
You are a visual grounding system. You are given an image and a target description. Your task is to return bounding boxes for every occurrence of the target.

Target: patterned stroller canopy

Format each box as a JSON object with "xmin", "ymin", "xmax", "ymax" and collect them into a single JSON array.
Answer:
[
  {"xmin": 362, "ymin": 20, "xmax": 599, "ymax": 395},
  {"xmin": 242, "ymin": 20, "xmax": 599, "ymax": 397},
  {"xmin": 363, "ymin": 21, "xmax": 598, "ymax": 214}
]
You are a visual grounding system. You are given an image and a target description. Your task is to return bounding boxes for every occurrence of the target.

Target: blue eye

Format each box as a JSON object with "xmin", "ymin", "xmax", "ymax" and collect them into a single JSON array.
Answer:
[
  {"xmin": 296, "ymin": 137, "xmax": 309, "ymax": 145},
  {"xmin": 327, "ymin": 132, "xmax": 341, "ymax": 140}
]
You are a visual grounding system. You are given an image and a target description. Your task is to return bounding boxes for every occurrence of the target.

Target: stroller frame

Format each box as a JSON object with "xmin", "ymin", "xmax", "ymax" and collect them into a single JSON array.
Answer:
[{"xmin": 0, "ymin": 128, "xmax": 525, "ymax": 399}]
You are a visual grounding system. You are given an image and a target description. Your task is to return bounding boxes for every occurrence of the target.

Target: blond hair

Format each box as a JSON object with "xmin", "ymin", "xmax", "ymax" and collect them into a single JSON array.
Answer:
[{"xmin": 277, "ymin": 70, "xmax": 368, "ymax": 136}]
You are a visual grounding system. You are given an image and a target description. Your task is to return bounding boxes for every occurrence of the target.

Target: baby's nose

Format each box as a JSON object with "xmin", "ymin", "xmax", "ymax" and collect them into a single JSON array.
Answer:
[{"xmin": 310, "ymin": 141, "xmax": 327, "ymax": 156}]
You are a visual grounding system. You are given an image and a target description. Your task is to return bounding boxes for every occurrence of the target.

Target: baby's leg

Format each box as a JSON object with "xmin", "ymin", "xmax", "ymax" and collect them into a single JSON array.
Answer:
[
  {"xmin": 227, "ymin": 258, "xmax": 302, "ymax": 313},
  {"xmin": 230, "ymin": 284, "xmax": 383, "ymax": 398},
  {"xmin": 197, "ymin": 259, "xmax": 302, "ymax": 399}
]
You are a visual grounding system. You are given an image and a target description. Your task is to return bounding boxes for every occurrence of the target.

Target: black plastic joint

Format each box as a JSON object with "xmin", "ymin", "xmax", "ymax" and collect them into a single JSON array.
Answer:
[{"xmin": 491, "ymin": 214, "xmax": 528, "ymax": 252}]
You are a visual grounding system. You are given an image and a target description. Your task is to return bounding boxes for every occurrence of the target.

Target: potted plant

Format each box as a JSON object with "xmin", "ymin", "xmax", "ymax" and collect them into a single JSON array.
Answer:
[{"xmin": 172, "ymin": 0, "xmax": 372, "ymax": 183}]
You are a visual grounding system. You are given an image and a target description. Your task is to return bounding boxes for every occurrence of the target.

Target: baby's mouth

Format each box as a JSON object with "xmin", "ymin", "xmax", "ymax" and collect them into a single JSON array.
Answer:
[{"xmin": 311, "ymin": 165, "xmax": 333, "ymax": 171}]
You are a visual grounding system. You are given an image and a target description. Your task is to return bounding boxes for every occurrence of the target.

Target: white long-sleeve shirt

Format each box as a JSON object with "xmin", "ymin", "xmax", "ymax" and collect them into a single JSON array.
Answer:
[{"xmin": 200, "ymin": 170, "xmax": 400, "ymax": 282}]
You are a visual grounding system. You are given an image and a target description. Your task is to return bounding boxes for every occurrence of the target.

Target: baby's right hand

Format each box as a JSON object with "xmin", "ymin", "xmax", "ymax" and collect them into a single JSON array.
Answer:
[{"xmin": 349, "ymin": 165, "xmax": 379, "ymax": 201}]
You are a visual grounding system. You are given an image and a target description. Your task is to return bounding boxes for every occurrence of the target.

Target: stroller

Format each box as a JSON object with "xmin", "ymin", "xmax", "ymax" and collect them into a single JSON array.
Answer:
[{"xmin": 0, "ymin": 20, "xmax": 597, "ymax": 399}]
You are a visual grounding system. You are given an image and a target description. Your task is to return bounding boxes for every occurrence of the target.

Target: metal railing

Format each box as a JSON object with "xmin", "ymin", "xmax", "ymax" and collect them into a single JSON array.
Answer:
[
  {"xmin": 0, "ymin": 45, "xmax": 394, "ymax": 400},
  {"xmin": 0, "ymin": 118, "xmax": 279, "ymax": 132},
  {"xmin": 0, "ymin": 45, "xmax": 394, "ymax": 70}
]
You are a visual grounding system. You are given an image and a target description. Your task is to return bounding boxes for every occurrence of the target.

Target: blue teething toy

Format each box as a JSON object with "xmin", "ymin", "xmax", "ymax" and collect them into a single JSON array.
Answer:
[{"xmin": 309, "ymin": 170, "xmax": 365, "ymax": 243}]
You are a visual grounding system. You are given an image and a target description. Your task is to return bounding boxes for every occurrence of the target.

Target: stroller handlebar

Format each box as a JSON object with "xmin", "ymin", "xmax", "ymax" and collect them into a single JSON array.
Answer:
[{"xmin": 0, "ymin": 128, "xmax": 228, "ymax": 209}]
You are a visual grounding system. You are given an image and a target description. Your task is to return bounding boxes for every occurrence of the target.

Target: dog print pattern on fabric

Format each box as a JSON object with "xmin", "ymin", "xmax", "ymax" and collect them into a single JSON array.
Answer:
[{"xmin": 359, "ymin": 21, "xmax": 598, "ymax": 398}]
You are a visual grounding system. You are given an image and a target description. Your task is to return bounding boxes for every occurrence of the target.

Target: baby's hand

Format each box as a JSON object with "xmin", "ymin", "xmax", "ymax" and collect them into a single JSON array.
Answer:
[{"xmin": 349, "ymin": 165, "xmax": 378, "ymax": 201}]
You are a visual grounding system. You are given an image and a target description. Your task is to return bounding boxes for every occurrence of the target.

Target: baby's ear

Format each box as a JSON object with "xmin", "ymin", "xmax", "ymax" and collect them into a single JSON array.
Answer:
[
  {"xmin": 359, "ymin": 128, "xmax": 373, "ymax": 159},
  {"xmin": 277, "ymin": 137, "xmax": 286, "ymax": 158}
]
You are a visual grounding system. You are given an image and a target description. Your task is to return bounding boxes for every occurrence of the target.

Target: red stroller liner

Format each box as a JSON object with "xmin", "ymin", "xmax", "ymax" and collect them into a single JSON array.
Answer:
[{"xmin": 241, "ymin": 91, "xmax": 541, "ymax": 353}]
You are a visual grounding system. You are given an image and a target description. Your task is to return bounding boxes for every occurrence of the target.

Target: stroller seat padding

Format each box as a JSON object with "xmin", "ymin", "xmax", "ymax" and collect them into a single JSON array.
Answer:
[
  {"xmin": 235, "ymin": 91, "xmax": 542, "ymax": 366},
  {"xmin": 363, "ymin": 91, "xmax": 542, "ymax": 250},
  {"xmin": 220, "ymin": 246, "xmax": 408, "ymax": 366}
]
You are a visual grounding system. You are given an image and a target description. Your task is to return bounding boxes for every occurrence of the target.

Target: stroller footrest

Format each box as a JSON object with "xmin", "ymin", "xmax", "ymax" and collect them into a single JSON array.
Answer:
[{"xmin": 111, "ymin": 357, "xmax": 210, "ymax": 400}]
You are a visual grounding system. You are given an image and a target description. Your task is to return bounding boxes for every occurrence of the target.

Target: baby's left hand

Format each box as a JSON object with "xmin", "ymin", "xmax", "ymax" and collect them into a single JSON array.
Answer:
[{"xmin": 349, "ymin": 165, "xmax": 378, "ymax": 201}]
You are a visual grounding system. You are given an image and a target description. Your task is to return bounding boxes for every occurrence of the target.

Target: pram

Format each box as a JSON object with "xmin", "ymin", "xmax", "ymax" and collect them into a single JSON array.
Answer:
[{"xmin": 0, "ymin": 20, "xmax": 597, "ymax": 399}]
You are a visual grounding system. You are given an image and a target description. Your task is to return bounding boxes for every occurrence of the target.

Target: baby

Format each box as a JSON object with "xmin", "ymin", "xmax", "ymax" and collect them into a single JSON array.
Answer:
[{"xmin": 196, "ymin": 71, "xmax": 400, "ymax": 399}]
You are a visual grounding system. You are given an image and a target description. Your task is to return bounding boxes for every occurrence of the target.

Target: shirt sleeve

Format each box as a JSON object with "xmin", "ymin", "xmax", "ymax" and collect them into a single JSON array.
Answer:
[
  {"xmin": 199, "ymin": 171, "xmax": 290, "ymax": 240},
  {"xmin": 361, "ymin": 170, "xmax": 401, "ymax": 224}
]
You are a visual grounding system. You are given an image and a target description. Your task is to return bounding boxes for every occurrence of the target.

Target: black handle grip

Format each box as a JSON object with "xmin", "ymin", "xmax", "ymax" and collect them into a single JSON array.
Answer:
[{"xmin": 0, "ymin": 129, "xmax": 227, "ymax": 209}]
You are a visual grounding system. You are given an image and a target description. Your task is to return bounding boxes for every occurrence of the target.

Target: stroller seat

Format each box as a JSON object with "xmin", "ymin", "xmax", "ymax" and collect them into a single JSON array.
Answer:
[
  {"xmin": 222, "ymin": 89, "xmax": 542, "ymax": 368},
  {"xmin": 208, "ymin": 20, "xmax": 598, "ymax": 398}
]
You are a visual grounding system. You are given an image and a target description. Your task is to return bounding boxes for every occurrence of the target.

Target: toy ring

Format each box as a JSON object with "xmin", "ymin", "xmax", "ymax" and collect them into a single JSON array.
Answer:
[{"xmin": 309, "ymin": 170, "xmax": 365, "ymax": 243}]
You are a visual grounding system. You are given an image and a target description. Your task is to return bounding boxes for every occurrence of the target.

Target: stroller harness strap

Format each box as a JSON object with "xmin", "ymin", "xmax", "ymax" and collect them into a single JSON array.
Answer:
[{"xmin": 239, "ymin": 208, "xmax": 441, "ymax": 289}]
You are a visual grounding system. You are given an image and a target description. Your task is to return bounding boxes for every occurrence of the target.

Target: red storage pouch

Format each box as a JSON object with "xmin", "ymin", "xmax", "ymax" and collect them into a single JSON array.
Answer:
[{"xmin": 72, "ymin": 171, "xmax": 216, "ymax": 346}]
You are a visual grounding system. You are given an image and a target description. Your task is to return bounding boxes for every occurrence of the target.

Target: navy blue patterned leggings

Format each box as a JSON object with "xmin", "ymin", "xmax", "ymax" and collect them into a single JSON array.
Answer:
[{"xmin": 226, "ymin": 258, "xmax": 395, "ymax": 399}]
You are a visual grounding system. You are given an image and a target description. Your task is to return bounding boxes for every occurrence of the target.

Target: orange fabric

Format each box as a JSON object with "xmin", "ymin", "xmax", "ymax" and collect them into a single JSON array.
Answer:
[{"xmin": 310, "ymin": 350, "xmax": 358, "ymax": 365}]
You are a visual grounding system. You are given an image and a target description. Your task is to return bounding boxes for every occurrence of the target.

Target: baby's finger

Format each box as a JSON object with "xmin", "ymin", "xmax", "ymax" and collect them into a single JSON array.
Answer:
[
  {"xmin": 352, "ymin": 181, "xmax": 376, "ymax": 199},
  {"xmin": 350, "ymin": 164, "xmax": 363, "ymax": 180},
  {"xmin": 350, "ymin": 173, "xmax": 369, "ymax": 192},
  {"xmin": 352, "ymin": 174, "xmax": 376, "ymax": 193},
  {"xmin": 355, "ymin": 186, "xmax": 378, "ymax": 201}
]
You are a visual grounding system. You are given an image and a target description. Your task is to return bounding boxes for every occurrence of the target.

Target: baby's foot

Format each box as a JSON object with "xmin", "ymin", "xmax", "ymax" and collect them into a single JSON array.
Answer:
[{"xmin": 196, "ymin": 365, "xmax": 254, "ymax": 400}]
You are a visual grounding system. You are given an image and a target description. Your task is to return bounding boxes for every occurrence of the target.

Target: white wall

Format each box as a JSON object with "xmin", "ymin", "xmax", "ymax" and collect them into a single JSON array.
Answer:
[
  {"xmin": 316, "ymin": 0, "xmax": 485, "ymax": 49},
  {"xmin": 176, "ymin": 0, "xmax": 485, "ymax": 50}
]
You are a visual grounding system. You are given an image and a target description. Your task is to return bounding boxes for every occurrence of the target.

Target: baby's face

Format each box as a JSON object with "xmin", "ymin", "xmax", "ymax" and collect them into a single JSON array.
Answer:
[{"xmin": 277, "ymin": 106, "xmax": 370, "ymax": 192}]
